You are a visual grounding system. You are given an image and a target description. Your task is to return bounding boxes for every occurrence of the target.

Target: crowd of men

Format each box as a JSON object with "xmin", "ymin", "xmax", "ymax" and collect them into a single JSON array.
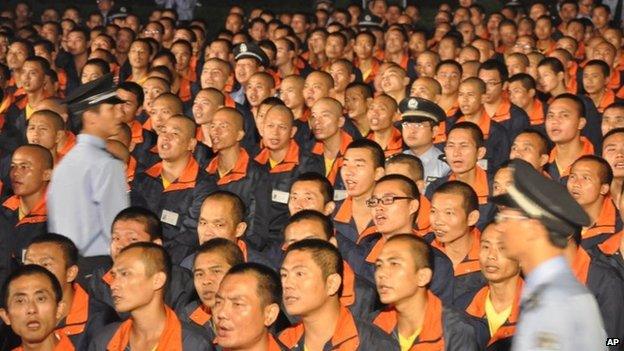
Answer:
[{"xmin": 0, "ymin": 0, "xmax": 623, "ymax": 349}]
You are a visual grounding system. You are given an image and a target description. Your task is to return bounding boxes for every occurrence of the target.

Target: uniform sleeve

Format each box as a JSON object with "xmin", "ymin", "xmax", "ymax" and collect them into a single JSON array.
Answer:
[{"xmin": 92, "ymin": 159, "xmax": 130, "ymax": 242}]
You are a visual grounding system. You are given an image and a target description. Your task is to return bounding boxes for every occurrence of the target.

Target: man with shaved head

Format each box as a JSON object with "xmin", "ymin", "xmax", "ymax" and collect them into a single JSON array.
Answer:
[
  {"xmin": 310, "ymin": 97, "xmax": 352, "ymax": 197},
  {"xmin": 0, "ymin": 144, "xmax": 53, "ymax": 258},
  {"xmin": 254, "ymin": 104, "xmax": 323, "ymax": 247},
  {"xmin": 192, "ymin": 88, "xmax": 224, "ymax": 148},
  {"xmin": 131, "ymin": 115, "xmax": 218, "ymax": 264},
  {"xmin": 245, "ymin": 72, "xmax": 276, "ymax": 118},
  {"xmin": 33, "ymin": 98, "xmax": 77, "ymax": 161},
  {"xmin": 26, "ymin": 110, "xmax": 66, "ymax": 164},
  {"xmin": 88, "ymin": 243, "xmax": 211, "ymax": 350},
  {"xmin": 206, "ymin": 107, "xmax": 271, "ymax": 251}
]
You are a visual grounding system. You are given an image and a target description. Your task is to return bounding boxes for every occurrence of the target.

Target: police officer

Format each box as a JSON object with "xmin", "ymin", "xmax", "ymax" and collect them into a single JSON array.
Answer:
[{"xmin": 493, "ymin": 159, "xmax": 608, "ymax": 351}]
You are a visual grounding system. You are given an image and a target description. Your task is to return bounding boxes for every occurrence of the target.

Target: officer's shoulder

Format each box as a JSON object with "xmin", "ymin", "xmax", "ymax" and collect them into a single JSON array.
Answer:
[{"xmin": 539, "ymin": 273, "xmax": 592, "ymax": 301}]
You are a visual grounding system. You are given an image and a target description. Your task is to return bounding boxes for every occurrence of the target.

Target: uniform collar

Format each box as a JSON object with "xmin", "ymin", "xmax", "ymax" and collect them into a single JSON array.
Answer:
[
  {"xmin": 13, "ymin": 332, "xmax": 75, "ymax": 351},
  {"xmin": 206, "ymin": 148, "xmax": 250, "ymax": 185},
  {"xmin": 2, "ymin": 195, "xmax": 47, "ymax": 226},
  {"xmin": 279, "ymin": 305, "xmax": 360, "ymax": 350},
  {"xmin": 582, "ymin": 196, "xmax": 617, "ymax": 240},
  {"xmin": 145, "ymin": 156, "xmax": 200, "ymax": 192},
  {"xmin": 548, "ymin": 137, "xmax": 595, "ymax": 177},
  {"xmin": 339, "ymin": 262, "xmax": 357, "ymax": 307},
  {"xmin": 58, "ymin": 131, "xmax": 77, "ymax": 160},
  {"xmin": 448, "ymin": 166, "xmax": 490, "ymax": 204},
  {"xmin": 458, "ymin": 109, "xmax": 492, "ymax": 139},
  {"xmin": 77, "ymin": 134, "xmax": 107, "ymax": 149},
  {"xmin": 598, "ymin": 229, "xmax": 623, "ymax": 255},
  {"xmin": 129, "ymin": 120, "xmax": 145, "ymax": 144},
  {"xmin": 367, "ymin": 127, "xmax": 403, "ymax": 157},
  {"xmin": 254, "ymin": 140, "xmax": 300, "ymax": 173},
  {"xmin": 432, "ymin": 228, "xmax": 481, "ymax": 276},
  {"xmin": 189, "ymin": 304, "xmax": 212, "ymax": 326},
  {"xmin": 373, "ymin": 291, "xmax": 445, "ymax": 349},
  {"xmin": 488, "ymin": 97, "xmax": 512, "ymax": 122},
  {"xmin": 57, "ymin": 283, "xmax": 90, "ymax": 335},
  {"xmin": 522, "ymin": 256, "xmax": 568, "ymax": 301},
  {"xmin": 107, "ymin": 306, "xmax": 183, "ymax": 351},
  {"xmin": 571, "ymin": 246, "xmax": 591, "ymax": 285}
]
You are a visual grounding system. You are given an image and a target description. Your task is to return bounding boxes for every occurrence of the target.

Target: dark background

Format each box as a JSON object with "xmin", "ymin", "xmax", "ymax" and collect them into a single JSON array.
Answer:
[{"xmin": 1, "ymin": 0, "xmax": 505, "ymax": 39}]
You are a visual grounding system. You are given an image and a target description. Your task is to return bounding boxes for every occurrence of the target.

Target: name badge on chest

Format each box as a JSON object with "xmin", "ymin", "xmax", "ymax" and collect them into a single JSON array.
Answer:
[
  {"xmin": 272, "ymin": 189, "xmax": 290, "ymax": 204},
  {"xmin": 161, "ymin": 209, "xmax": 179, "ymax": 226}
]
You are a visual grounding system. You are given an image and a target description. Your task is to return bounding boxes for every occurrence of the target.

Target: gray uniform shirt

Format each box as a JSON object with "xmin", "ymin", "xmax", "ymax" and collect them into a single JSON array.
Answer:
[
  {"xmin": 512, "ymin": 256, "xmax": 608, "ymax": 351},
  {"xmin": 47, "ymin": 134, "xmax": 129, "ymax": 257}
]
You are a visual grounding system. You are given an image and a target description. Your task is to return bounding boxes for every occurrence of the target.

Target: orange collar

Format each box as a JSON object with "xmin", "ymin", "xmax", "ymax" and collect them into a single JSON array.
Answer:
[
  {"xmin": 145, "ymin": 156, "xmax": 199, "ymax": 192},
  {"xmin": 415, "ymin": 195, "xmax": 431, "ymax": 236},
  {"xmin": 58, "ymin": 131, "xmax": 77, "ymax": 160},
  {"xmin": 143, "ymin": 118, "xmax": 153, "ymax": 132},
  {"xmin": 373, "ymin": 291, "xmax": 445, "ymax": 350},
  {"xmin": 102, "ymin": 269, "xmax": 113, "ymax": 286},
  {"xmin": 597, "ymin": 89, "xmax": 616, "ymax": 113},
  {"xmin": 311, "ymin": 130, "xmax": 352, "ymax": 157},
  {"xmin": 107, "ymin": 306, "xmax": 183, "ymax": 351},
  {"xmin": 571, "ymin": 246, "xmax": 591, "ymax": 284},
  {"xmin": 607, "ymin": 70, "xmax": 622, "ymax": 91},
  {"xmin": 2, "ymin": 195, "xmax": 47, "ymax": 226},
  {"xmin": 458, "ymin": 109, "xmax": 492, "ymax": 140},
  {"xmin": 445, "ymin": 100, "xmax": 459, "ymax": 118},
  {"xmin": 432, "ymin": 228, "xmax": 481, "ymax": 276},
  {"xmin": 127, "ymin": 156, "xmax": 137, "ymax": 183},
  {"xmin": 255, "ymin": 140, "xmax": 300, "ymax": 173},
  {"xmin": 279, "ymin": 306, "xmax": 360, "ymax": 350},
  {"xmin": 449, "ymin": 166, "xmax": 489, "ymax": 205},
  {"xmin": 311, "ymin": 130, "xmax": 352, "ymax": 184},
  {"xmin": 582, "ymin": 196, "xmax": 617, "ymax": 240},
  {"xmin": 465, "ymin": 278, "xmax": 523, "ymax": 345},
  {"xmin": 129, "ymin": 120, "xmax": 144, "ymax": 145},
  {"xmin": 367, "ymin": 127, "xmax": 403, "ymax": 157},
  {"xmin": 548, "ymin": 137, "xmax": 595, "ymax": 177},
  {"xmin": 334, "ymin": 197, "xmax": 378, "ymax": 238},
  {"xmin": 58, "ymin": 284, "xmax": 89, "ymax": 336},
  {"xmin": 237, "ymin": 239, "xmax": 249, "ymax": 262},
  {"xmin": 206, "ymin": 148, "xmax": 250, "ymax": 186},
  {"xmin": 488, "ymin": 98, "xmax": 512, "ymax": 123},
  {"xmin": 598, "ymin": 230, "xmax": 623, "ymax": 255},
  {"xmin": 0, "ymin": 93, "xmax": 13, "ymax": 114},
  {"xmin": 339, "ymin": 262, "xmax": 357, "ymax": 307},
  {"xmin": 189, "ymin": 304, "xmax": 212, "ymax": 326},
  {"xmin": 299, "ymin": 108, "xmax": 311, "ymax": 123},
  {"xmin": 267, "ymin": 333, "xmax": 283, "ymax": 351},
  {"xmin": 12, "ymin": 333, "xmax": 75, "ymax": 351},
  {"xmin": 529, "ymin": 99, "xmax": 545, "ymax": 126}
]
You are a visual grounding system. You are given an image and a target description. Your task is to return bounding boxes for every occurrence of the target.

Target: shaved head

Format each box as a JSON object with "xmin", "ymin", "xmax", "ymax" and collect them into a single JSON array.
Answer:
[
  {"xmin": 313, "ymin": 97, "xmax": 343, "ymax": 116},
  {"xmin": 168, "ymin": 114, "xmax": 197, "ymax": 138},
  {"xmin": 15, "ymin": 144, "xmax": 54, "ymax": 170},
  {"xmin": 266, "ymin": 104, "xmax": 294, "ymax": 125},
  {"xmin": 213, "ymin": 106, "xmax": 244, "ymax": 131}
]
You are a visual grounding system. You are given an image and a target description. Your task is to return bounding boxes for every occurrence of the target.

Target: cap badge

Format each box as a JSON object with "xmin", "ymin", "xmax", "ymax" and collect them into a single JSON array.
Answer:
[
  {"xmin": 365, "ymin": 15, "xmax": 371, "ymax": 21},
  {"xmin": 240, "ymin": 43, "xmax": 247, "ymax": 53},
  {"xmin": 408, "ymin": 98, "xmax": 418, "ymax": 110}
]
